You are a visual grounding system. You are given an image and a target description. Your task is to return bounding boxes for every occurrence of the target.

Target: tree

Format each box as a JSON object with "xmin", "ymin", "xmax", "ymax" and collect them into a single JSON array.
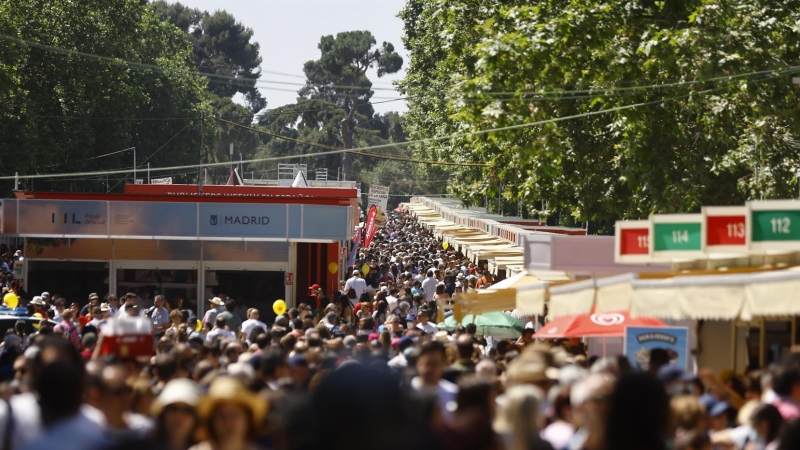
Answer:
[
  {"xmin": 398, "ymin": 0, "xmax": 518, "ymax": 204},
  {"xmin": 152, "ymin": 1, "xmax": 266, "ymax": 112},
  {"xmin": 0, "ymin": 0, "xmax": 209, "ymax": 193},
  {"xmin": 298, "ymin": 31, "xmax": 402, "ymax": 179},
  {"xmin": 401, "ymin": 0, "xmax": 800, "ymax": 230}
]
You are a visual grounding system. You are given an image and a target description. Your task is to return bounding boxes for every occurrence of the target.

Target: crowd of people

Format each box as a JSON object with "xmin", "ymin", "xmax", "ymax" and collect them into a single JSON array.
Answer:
[{"xmin": 1, "ymin": 209, "xmax": 800, "ymax": 450}]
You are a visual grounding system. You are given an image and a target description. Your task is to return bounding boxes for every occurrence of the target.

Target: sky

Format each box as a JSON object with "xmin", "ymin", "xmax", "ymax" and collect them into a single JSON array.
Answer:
[{"xmin": 175, "ymin": 0, "xmax": 408, "ymax": 114}]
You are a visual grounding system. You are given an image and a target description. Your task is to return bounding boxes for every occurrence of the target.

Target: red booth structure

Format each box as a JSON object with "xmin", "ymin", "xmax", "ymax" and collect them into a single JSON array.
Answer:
[{"xmin": 7, "ymin": 184, "xmax": 358, "ymax": 318}]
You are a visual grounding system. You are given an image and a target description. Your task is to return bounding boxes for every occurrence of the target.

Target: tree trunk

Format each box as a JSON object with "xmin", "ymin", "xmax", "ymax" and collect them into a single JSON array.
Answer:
[{"xmin": 341, "ymin": 95, "xmax": 359, "ymax": 181}]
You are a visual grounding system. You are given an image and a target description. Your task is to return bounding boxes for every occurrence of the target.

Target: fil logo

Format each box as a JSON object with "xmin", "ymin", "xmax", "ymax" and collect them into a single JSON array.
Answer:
[
  {"xmin": 52, "ymin": 213, "xmax": 81, "ymax": 224},
  {"xmin": 210, "ymin": 215, "xmax": 218, "ymax": 226}
]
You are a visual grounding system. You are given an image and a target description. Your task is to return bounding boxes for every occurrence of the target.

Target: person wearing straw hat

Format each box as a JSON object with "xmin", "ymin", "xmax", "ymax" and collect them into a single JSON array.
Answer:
[
  {"xmin": 190, "ymin": 376, "xmax": 268, "ymax": 450},
  {"xmin": 152, "ymin": 378, "xmax": 201, "ymax": 450},
  {"xmin": 202, "ymin": 297, "xmax": 224, "ymax": 328}
]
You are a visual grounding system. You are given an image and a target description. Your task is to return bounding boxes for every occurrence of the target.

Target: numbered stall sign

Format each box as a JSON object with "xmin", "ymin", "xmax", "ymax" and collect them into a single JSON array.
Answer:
[
  {"xmin": 650, "ymin": 214, "xmax": 705, "ymax": 261},
  {"xmin": 748, "ymin": 200, "xmax": 800, "ymax": 251},
  {"xmin": 615, "ymin": 220, "xmax": 651, "ymax": 263},
  {"xmin": 703, "ymin": 206, "xmax": 747, "ymax": 253}
]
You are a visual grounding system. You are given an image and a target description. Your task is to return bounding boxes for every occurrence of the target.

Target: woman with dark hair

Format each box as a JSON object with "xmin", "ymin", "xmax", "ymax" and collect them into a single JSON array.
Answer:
[
  {"xmin": 356, "ymin": 292, "xmax": 372, "ymax": 320},
  {"xmin": 372, "ymin": 301, "xmax": 388, "ymax": 328},
  {"xmin": 748, "ymin": 403, "xmax": 783, "ymax": 449},
  {"xmin": 604, "ymin": 373, "xmax": 670, "ymax": 450}
]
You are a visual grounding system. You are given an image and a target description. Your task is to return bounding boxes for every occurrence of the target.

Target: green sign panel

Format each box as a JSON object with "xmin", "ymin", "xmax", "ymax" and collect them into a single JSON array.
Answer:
[
  {"xmin": 751, "ymin": 210, "xmax": 800, "ymax": 241},
  {"xmin": 653, "ymin": 222, "xmax": 702, "ymax": 251}
]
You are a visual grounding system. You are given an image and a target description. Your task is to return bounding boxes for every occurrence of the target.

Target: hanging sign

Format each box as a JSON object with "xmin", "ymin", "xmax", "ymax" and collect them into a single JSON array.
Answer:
[
  {"xmin": 367, "ymin": 185, "xmax": 389, "ymax": 214},
  {"xmin": 150, "ymin": 177, "xmax": 173, "ymax": 185},
  {"xmin": 649, "ymin": 214, "xmax": 704, "ymax": 261},
  {"xmin": 614, "ymin": 220, "xmax": 650, "ymax": 263},
  {"xmin": 748, "ymin": 199, "xmax": 800, "ymax": 251},
  {"xmin": 625, "ymin": 326, "xmax": 689, "ymax": 371},
  {"xmin": 702, "ymin": 206, "xmax": 747, "ymax": 253}
]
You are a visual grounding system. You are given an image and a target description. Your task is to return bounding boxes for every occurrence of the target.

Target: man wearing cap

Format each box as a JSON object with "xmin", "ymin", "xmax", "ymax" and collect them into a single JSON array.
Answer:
[
  {"xmin": 202, "ymin": 297, "xmax": 224, "ymax": 327},
  {"xmin": 80, "ymin": 293, "xmax": 101, "ymax": 317},
  {"xmin": 29, "ymin": 296, "xmax": 47, "ymax": 317},
  {"xmin": 40, "ymin": 292, "xmax": 51, "ymax": 309},
  {"xmin": 344, "ymin": 270, "xmax": 367, "ymax": 299},
  {"xmin": 308, "ymin": 284, "xmax": 321, "ymax": 310}
]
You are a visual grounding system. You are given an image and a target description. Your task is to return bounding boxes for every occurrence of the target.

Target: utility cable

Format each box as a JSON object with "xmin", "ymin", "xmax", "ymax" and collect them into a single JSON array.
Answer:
[
  {"xmin": 5, "ymin": 34, "xmax": 798, "ymax": 100},
  {"xmin": 0, "ymin": 34, "xmax": 400, "ymax": 93},
  {"xmin": 0, "ymin": 87, "xmax": 724, "ymax": 181},
  {"xmin": 212, "ymin": 116, "xmax": 489, "ymax": 167},
  {"xmin": 41, "ymin": 147, "xmax": 134, "ymax": 168}
]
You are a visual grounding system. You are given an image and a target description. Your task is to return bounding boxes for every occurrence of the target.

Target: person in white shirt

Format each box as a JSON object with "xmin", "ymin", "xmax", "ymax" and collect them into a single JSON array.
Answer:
[
  {"xmin": 205, "ymin": 316, "xmax": 236, "ymax": 344},
  {"xmin": 52, "ymin": 299, "xmax": 66, "ymax": 324},
  {"xmin": 416, "ymin": 309, "xmax": 437, "ymax": 334},
  {"xmin": 422, "ymin": 270, "xmax": 439, "ymax": 303},
  {"xmin": 410, "ymin": 340, "xmax": 458, "ymax": 423},
  {"xmin": 344, "ymin": 270, "xmax": 368, "ymax": 298},
  {"xmin": 240, "ymin": 308, "xmax": 267, "ymax": 341}
]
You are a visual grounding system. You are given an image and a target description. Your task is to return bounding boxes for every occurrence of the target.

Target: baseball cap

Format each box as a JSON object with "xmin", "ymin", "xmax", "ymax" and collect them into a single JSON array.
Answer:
[
  {"xmin": 41, "ymin": 292, "xmax": 50, "ymax": 298},
  {"xmin": 288, "ymin": 354, "xmax": 309, "ymax": 368},
  {"xmin": 309, "ymin": 284, "xmax": 320, "ymax": 290},
  {"xmin": 89, "ymin": 293, "xmax": 100, "ymax": 300}
]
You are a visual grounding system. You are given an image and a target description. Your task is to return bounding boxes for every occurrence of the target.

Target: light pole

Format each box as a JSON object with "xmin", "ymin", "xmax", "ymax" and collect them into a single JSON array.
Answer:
[
  {"xmin": 794, "ymin": 77, "xmax": 800, "ymax": 198},
  {"xmin": 132, "ymin": 147, "xmax": 136, "ymax": 184}
]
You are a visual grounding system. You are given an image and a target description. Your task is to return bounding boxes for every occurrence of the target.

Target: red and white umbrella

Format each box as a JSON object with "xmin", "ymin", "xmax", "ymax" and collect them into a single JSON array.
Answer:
[{"xmin": 534, "ymin": 311, "xmax": 666, "ymax": 338}]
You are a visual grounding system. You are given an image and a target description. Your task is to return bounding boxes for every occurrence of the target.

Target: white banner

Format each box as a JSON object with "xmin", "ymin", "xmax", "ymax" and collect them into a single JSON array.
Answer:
[
  {"xmin": 150, "ymin": 177, "xmax": 173, "ymax": 185},
  {"xmin": 368, "ymin": 184, "xmax": 389, "ymax": 213}
]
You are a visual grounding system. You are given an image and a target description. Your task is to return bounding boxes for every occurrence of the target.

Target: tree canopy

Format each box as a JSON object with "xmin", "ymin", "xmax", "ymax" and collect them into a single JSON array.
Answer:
[
  {"xmin": 400, "ymin": 0, "xmax": 800, "ymax": 230},
  {"xmin": 152, "ymin": 0, "xmax": 266, "ymax": 112},
  {"xmin": 0, "ymin": 0, "xmax": 210, "ymax": 192}
]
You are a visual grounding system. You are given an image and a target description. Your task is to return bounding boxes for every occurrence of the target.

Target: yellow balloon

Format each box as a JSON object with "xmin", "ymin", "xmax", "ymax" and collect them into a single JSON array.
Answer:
[
  {"xmin": 3, "ymin": 293, "xmax": 18, "ymax": 308},
  {"xmin": 442, "ymin": 242, "xmax": 449, "ymax": 250},
  {"xmin": 32, "ymin": 312, "xmax": 42, "ymax": 329},
  {"xmin": 195, "ymin": 320, "xmax": 203, "ymax": 332},
  {"xmin": 273, "ymin": 299, "xmax": 287, "ymax": 315},
  {"xmin": 362, "ymin": 264, "xmax": 370, "ymax": 276},
  {"xmin": 328, "ymin": 262, "xmax": 339, "ymax": 274}
]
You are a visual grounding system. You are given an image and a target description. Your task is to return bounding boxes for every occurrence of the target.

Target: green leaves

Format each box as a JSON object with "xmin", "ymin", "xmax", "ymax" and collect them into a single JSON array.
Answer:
[
  {"xmin": 400, "ymin": 0, "xmax": 800, "ymax": 227},
  {"xmin": 0, "ymin": 0, "xmax": 210, "ymax": 191}
]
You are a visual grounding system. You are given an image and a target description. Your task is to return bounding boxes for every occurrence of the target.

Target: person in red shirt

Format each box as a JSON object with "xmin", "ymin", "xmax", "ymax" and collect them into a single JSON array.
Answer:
[{"xmin": 308, "ymin": 284, "xmax": 322, "ymax": 310}]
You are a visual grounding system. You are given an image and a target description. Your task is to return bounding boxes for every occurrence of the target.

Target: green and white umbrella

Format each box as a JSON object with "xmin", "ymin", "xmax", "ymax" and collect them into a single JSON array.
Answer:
[{"xmin": 437, "ymin": 311, "xmax": 524, "ymax": 339}]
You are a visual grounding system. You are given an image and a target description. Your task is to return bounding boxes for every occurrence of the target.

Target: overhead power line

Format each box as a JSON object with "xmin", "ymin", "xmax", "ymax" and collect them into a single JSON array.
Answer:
[
  {"xmin": 0, "ymin": 87, "xmax": 725, "ymax": 181},
  {"xmin": 6, "ymin": 34, "xmax": 798, "ymax": 103},
  {"xmin": 0, "ymin": 34, "xmax": 400, "ymax": 94},
  {"xmin": 212, "ymin": 116, "xmax": 488, "ymax": 167}
]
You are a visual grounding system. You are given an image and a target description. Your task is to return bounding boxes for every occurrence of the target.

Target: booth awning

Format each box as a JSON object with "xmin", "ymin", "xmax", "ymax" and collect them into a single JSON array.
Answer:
[{"xmin": 545, "ymin": 267, "xmax": 800, "ymax": 321}]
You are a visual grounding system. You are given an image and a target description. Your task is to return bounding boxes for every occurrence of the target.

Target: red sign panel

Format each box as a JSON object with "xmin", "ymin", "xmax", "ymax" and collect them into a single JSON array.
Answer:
[
  {"xmin": 620, "ymin": 228, "xmax": 649, "ymax": 255},
  {"xmin": 706, "ymin": 215, "xmax": 746, "ymax": 246},
  {"xmin": 284, "ymin": 273, "xmax": 294, "ymax": 286}
]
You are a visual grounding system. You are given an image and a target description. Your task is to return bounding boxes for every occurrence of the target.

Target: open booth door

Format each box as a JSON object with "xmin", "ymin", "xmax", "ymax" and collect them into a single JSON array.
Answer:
[{"xmin": 202, "ymin": 262, "xmax": 289, "ymax": 325}]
